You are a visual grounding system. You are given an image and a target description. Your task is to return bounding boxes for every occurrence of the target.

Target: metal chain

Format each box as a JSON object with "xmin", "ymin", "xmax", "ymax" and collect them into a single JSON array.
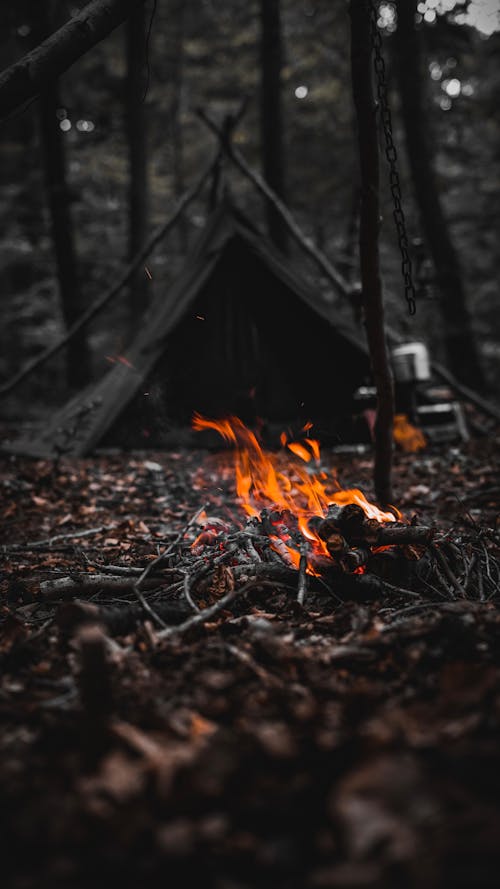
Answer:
[{"xmin": 369, "ymin": 1, "xmax": 417, "ymax": 316}]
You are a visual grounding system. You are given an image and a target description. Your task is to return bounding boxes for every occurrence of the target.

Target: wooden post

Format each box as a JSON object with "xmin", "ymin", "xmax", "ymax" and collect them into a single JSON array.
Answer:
[
  {"xmin": 259, "ymin": 0, "xmax": 288, "ymax": 252},
  {"xmin": 350, "ymin": 0, "xmax": 394, "ymax": 505}
]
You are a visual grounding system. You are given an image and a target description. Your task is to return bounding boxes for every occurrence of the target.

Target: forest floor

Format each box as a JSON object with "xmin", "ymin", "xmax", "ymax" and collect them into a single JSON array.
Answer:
[{"xmin": 1, "ymin": 429, "xmax": 500, "ymax": 889}]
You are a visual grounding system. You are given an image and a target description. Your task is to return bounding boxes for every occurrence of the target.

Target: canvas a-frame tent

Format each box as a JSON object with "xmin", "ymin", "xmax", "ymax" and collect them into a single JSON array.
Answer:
[{"xmin": 5, "ymin": 201, "xmax": 370, "ymax": 458}]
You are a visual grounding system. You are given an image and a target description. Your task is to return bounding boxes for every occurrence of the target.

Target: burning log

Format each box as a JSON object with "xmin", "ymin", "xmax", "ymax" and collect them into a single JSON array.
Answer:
[
  {"xmin": 324, "ymin": 532, "xmax": 348, "ymax": 556},
  {"xmin": 313, "ymin": 505, "xmax": 435, "ymax": 549},
  {"xmin": 342, "ymin": 547, "xmax": 372, "ymax": 571}
]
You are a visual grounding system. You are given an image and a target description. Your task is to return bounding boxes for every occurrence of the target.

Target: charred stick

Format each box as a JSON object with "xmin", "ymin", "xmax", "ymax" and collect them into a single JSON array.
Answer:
[
  {"xmin": 376, "ymin": 524, "xmax": 435, "ymax": 546},
  {"xmin": 297, "ymin": 544, "xmax": 308, "ymax": 606},
  {"xmin": 325, "ymin": 532, "xmax": 349, "ymax": 559},
  {"xmin": 244, "ymin": 537, "xmax": 263, "ymax": 562},
  {"xmin": 269, "ymin": 535, "xmax": 298, "ymax": 569}
]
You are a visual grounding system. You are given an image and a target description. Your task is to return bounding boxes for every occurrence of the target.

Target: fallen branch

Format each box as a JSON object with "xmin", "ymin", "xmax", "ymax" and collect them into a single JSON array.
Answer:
[
  {"xmin": 40, "ymin": 573, "xmax": 164, "ymax": 601},
  {"xmin": 57, "ymin": 599, "xmax": 191, "ymax": 636},
  {"xmin": 2, "ymin": 524, "xmax": 117, "ymax": 553}
]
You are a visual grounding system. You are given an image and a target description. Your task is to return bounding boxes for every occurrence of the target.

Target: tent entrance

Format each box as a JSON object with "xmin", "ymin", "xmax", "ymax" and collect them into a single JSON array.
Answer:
[{"xmin": 156, "ymin": 237, "xmax": 361, "ymax": 427}]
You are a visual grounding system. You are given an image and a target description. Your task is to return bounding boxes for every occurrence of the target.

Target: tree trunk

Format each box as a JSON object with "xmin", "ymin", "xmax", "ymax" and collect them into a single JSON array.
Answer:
[
  {"xmin": 350, "ymin": 0, "xmax": 394, "ymax": 506},
  {"xmin": 393, "ymin": 0, "xmax": 485, "ymax": 390},
  {"xmin": 125, "ymin": 2, "xmax": 149, "ymax": 331},
  {"xmin": 31, "ymin": 0, "xmax": 90, "ymax": 388},
  {"xmin": 165, "ymin": 0, "xmax": 188, "ymax": 251},
  {"xmin": 0, "ymin": 0, "xmax": 146, "ymax": 121},
  {"xmin": 259, "ymin": 0, "xmax": 287, "ymax": 252}
]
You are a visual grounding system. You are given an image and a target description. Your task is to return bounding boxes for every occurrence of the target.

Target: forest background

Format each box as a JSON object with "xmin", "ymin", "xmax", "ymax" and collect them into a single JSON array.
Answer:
[{"xmin": 0, "ymin": 0, "xmax": 498, "ymax": 417}]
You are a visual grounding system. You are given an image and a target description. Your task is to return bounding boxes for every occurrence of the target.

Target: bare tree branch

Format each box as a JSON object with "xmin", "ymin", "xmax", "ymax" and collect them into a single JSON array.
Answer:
[{"xmin": 0, "ymin": 0, "xmax": 146, "ymax": 122}]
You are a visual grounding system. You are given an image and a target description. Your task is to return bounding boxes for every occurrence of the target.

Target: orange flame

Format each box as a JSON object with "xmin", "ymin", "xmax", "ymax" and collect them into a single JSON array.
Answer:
[
  {"xmin": 192, "ymin": 414, "xmax": 400, "ymax": 572},
  {"xmin": 393, "ymin": 413, "xmax": 426, "ymax": 453}
]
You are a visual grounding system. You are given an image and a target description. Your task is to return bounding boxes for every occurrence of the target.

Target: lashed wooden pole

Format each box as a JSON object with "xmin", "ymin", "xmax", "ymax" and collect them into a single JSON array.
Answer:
[{"xmin": 350, "ymin": 0, "xmax": 394, "ymax": 505}]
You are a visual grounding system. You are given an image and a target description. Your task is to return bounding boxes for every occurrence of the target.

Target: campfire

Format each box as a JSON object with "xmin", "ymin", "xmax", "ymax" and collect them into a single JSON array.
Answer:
[
  {"xmin": 188, "ymin": 415, "xmax": 435, "ymax": 602},
  {"xmin": 36, "ymin": 415, "xmax": 494, "ymax": 628}
]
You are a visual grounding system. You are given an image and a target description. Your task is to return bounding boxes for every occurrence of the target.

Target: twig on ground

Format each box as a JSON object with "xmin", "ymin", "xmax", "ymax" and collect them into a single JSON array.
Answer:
[
  {"xmin": 156, "ymin": 579, "xmax": 258, "ymax": 641},
  {"xmin": 431, "ymin": 545, "xmax": 466, "ymax": 598},
  {"xmin": 2, "ymin": 524, "xmax": 117, "ymax": 553},
  {"xmin": 132, "ymin": 587, "xmax": 169, "ymax": 629},
  {"xmin": 134, "ymin": 504, "xmax": 207, "ymax": 589},
  {"xmin": 181, "ymin": 570, "xmax": 201, "ymax": 613}
]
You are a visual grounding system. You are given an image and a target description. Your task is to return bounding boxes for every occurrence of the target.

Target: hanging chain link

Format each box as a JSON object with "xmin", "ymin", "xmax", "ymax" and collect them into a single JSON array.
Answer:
[{"xmin": 369, "ymin": 1, "xmax": 417, "ymax": 316}]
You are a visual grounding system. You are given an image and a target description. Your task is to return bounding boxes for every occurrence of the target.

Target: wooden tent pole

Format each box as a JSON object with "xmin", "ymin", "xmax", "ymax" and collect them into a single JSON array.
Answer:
[
  {"xmin": 350, "ymin": 0, "xmax": 394, "ymax": 505},
  {"xmin": 196, "ymin": 108, "xmax": 351, "ymax": 297}
]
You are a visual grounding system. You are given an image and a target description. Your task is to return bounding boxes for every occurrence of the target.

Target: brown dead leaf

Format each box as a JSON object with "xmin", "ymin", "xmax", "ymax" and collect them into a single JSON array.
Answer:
[
  {"xmin": 189, "ymin": 711, "xmax": 218, "ymax": 740},
  {"xmin": 31, "ymin": 495, "xmax": 48, "ymax": 507},
  {"xmin": 57, "ymin": 513, "xmax": 73, "ymax": 526},
  {"xmin": 208, "ymin": 565, "xmax": 235, "ymax": 598},
  {"xmin": 136, "ymin": 521, "xmax": 151, "ymax": 535}
]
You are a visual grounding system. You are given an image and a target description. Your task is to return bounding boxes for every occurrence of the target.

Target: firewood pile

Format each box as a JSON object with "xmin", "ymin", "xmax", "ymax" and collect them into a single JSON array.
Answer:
[{"xmin": 36, "ymin": 498, "xmax": 498, "ymax": 646}]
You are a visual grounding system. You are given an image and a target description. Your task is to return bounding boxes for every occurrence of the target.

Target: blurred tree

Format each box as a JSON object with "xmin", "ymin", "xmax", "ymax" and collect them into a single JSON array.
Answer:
[
  {"xmin": 164, "ymin": 0, "xmax": 187, "ymax": 250},
  {"xmin": 29, "ymin": 0, "xmax": 90, "ymax": 389},
  {"xmin": 393, "ymin": 0, "xmax": 485, "ymax": 390},
  {"xmin": 126, "ymin": 1, "xmax": 149, "ymax": 331},
  {"xmin": 259, "ymin": 0, "xmax": 287, "ymax": 252}
]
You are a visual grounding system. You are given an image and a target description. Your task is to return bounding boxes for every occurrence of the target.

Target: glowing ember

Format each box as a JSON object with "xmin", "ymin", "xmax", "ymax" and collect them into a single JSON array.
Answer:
[
  {"xmin": 192, "ymin": 414, "xmax": 400, "ymax": 573},
  {"xmin": 393, "ymin": 413, "xmax": 426, "ymax": 453},
  {"xmin": 105, "ymin": 354, "xmax": 135, "ymax": 369}
]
